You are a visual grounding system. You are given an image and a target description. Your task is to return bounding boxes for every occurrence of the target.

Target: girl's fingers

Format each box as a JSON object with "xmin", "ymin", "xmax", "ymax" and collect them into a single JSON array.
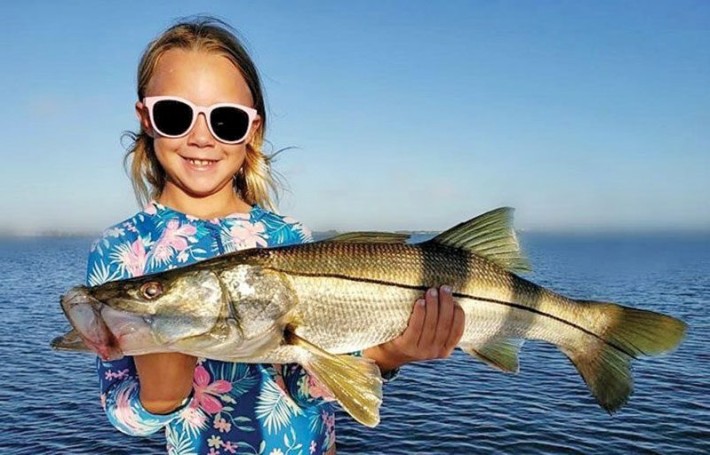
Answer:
[
  {"xmin": 401, "ymin": 298, "xmax": 426, "ymax": 348},
  {"xmin": 419, "ymin": 287, "xmax": 440, "ymax": 350},
  {"xmin": 433, "ymin": 286, "xmax": 455, "ymax": 354},
  {"xmin": 444, "ymin": 303, "xmax": 466, "ymax": 355}
]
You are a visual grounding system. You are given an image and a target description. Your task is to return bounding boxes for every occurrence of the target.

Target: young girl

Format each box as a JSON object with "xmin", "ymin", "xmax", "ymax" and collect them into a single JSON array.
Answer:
[{"xmin": 88, "ymin": 17, "xmax": 464, "ymax": 454}]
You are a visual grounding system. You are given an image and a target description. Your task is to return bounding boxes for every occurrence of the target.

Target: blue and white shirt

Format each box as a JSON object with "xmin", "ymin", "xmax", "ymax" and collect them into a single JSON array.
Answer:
[{"xmin": 88, "ymin": 201, "xmax": 336, "ymax": 455}]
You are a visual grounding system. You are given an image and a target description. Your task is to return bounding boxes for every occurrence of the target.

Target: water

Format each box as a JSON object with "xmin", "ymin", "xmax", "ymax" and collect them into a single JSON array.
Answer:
[{"xmin": 1, "ymin": 233, "xmax": 708, "ymax": 454}]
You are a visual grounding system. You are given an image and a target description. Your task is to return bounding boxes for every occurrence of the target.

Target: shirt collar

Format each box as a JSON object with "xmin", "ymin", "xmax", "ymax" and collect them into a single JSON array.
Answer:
[{"xmin": 144, "ymin": 200, "xmax": 265, "ymax": 224}]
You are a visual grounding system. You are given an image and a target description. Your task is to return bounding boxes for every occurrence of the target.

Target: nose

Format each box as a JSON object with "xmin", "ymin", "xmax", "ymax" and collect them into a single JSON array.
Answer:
[{"xmin": 187, "ymin": 112, "xmax": 215, "ymax": 147}]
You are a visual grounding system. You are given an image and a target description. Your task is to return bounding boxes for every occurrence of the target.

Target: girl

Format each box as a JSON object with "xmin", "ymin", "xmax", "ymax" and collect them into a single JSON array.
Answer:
[{"xmin": 88, "ymin": 17, "xmax": 464, "ymax": 454}]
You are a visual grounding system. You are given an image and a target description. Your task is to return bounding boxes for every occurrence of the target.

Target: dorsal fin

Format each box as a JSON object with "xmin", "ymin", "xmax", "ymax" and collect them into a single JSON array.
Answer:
[
  {"xmin": 427, "ymin": 207, "xmax": 531, "ymax": 273},
  {"xmin": 326, "ymin": 232, "xmax": 410, "ymax": 244}
]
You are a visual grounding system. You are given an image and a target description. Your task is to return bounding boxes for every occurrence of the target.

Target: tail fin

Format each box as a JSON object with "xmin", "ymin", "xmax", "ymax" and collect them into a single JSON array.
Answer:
[{"xmin": 562, "ymin": 301, "xmax": 686, "ymax": 413}]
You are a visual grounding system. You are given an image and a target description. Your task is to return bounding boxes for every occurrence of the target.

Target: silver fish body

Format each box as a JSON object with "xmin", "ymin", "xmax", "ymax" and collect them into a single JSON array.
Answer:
[{"xmin": 53, "ymin": 208, "xmax": 687, "ymax": 426}]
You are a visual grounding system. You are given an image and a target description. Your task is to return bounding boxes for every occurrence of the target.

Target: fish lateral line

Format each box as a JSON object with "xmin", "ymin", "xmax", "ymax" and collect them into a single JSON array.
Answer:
[{"xmin": 266, "ymin": 267, "xmax": 636, "ymax": 359}]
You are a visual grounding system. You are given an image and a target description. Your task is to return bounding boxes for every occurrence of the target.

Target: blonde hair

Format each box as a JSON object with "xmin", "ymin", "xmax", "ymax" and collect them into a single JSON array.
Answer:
[{"xmin": 124, "ymin": 17, "xmax": 280, "ymax": 211}]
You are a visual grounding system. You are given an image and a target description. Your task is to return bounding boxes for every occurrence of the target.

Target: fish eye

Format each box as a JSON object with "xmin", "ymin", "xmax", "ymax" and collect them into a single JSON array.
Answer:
[{"xmin": 140, "ymin": 281, "xmax": 163, "ymax": 300}]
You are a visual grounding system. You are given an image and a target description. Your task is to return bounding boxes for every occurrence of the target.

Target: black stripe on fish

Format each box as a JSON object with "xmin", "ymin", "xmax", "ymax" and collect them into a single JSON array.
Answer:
[{"xmin": 273, "ymin": 269, "xmax": 637, "ymax": 359}]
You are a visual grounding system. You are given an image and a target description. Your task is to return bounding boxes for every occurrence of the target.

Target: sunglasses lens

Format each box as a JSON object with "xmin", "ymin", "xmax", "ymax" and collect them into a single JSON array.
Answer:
[
  {"xmin": 152, "ymin": 100, "xmax": 193, "ymax": 136},
  {"xmin": 211, "ymin": 106, "xmax": 250, "ymax": 142}
]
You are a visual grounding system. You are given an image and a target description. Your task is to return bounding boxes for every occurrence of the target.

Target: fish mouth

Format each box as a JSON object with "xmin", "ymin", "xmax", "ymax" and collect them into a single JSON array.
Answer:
[
  {"xmin": 60, "ymin": 287, "xmax": 124, "ymax": 360},
  {"xmin": 60, "ymin": 287, "xmax": 163, "ymax": 359}
]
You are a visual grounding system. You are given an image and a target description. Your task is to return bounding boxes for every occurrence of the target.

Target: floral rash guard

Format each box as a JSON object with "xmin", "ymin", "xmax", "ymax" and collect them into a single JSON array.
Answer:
[{"xmin": 87, "ymin": 201, "xmax": 336, "ymax": 455}]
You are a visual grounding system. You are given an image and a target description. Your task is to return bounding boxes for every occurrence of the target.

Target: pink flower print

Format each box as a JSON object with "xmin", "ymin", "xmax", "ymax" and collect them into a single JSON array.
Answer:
[
  {"xmin": 229, "ymin": 221, "xmax": 267, "ymax": 250},
  {"xmin": 165, "ymin": 219, "xmax": 198, "ymax": 246},
  {"xmin": 223, "ymin": 441, "xmax": 238, "ymax": 454},
  {"xmin": 152, "ymin": 242, "xmax": 173, "ymax": 263},
  {"xmin": 114, "ymin": 382, "xmax": 145, "ymax": 433},
  {"xmin": 322, "ymin": 410, "xmax": 335, "ymax": 432},
  {"xmin": 307, "ymin": 374, "xmax": 335, "ymax": 401},
  {"xmin": 208, "ymin": 448, "xmax": 220, "ymax": 455},
  {"xmin": 115, "ymin": 239, "xmax": 147, "ymax": 277},
  {"xmin": 273, "ymin": 368, "xmax": 287, "ymax": 393},
  {"xmin": 310, "ymin": 440, "xmax": 317, "ymax": 454},
  {"xmin": 104, "ymin": 368, "xmax": 131, "ymax": 381},
  {"xmin": 123, "ymin": 221, "xmax": 137, "ymax": 233},
  {"xmin": 179, "ymin": 405, "xmax": 208, "ymax": 433},
  {"xmin": 213, "ymin": 416, "xmax": 231, "ymax": 433},
  {"xmin": 151, "ymin": 219, "xmax": 197, "ymax": 264},
  {"xmin": 193, "ymin": 365, "xmax": 232, "ymax": 414}
]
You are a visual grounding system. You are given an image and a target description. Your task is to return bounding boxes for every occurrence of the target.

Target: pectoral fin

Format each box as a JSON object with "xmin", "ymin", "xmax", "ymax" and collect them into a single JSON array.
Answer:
[
  {"xmin": 287, "ymin": 330, "xmax": 383, "ymax": 427},
  {"xmin": 460, "ymin": 337, "xmax": 525, "ymax": 373}
]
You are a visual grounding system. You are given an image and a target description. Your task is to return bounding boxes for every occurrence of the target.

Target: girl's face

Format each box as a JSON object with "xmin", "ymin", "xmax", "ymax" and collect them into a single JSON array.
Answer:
[{"xmin": 136, "ymin": 48, "xmax": 261, "ymax": 208}]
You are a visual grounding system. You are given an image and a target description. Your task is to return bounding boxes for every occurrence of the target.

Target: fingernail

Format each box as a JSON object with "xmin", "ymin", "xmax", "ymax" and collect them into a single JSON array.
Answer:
[
  {"xmin": 428, "ymin": 288, "xmax": 438, "ymax": 298},
  {"xmin": 441, "ymin": 285, "xmax": 452, "ymax": 295},
  {"xmin": 417, "ymin": 299, "xmax": 425, "ymax": 307}
]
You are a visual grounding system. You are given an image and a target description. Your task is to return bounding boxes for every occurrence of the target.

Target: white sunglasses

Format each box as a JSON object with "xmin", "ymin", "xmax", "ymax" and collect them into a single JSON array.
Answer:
[{"xmin": 143, "ymin": 96, "xmax": 259, "ymax": 144}]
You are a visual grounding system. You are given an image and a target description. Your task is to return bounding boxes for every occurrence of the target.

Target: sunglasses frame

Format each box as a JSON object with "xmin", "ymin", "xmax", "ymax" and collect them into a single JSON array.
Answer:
[{"xmin": 143, "ymin": 96, "xmax": 259, "ymax": 144}]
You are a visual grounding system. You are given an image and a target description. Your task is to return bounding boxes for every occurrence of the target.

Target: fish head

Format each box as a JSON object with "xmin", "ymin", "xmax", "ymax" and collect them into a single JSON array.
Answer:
[{"xmin": 63, "ymin": 269, "xmax": 227, "ymax": 358}]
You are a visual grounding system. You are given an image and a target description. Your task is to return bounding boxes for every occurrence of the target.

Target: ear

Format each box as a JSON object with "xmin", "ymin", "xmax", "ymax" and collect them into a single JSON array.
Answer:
[
  {"xmin": 135, "ymin": 101, "xmax": 155, "ymax": 137},
  {"xmin": 248, "ymin": 115, "xmax": 262, "ymax": 144}
]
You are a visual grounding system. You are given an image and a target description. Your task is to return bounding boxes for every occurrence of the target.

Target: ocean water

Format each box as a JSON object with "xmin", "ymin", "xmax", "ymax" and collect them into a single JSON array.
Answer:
[{"xmin": 0, "ymin": 233, "xmax": 708, "ymax": 454}]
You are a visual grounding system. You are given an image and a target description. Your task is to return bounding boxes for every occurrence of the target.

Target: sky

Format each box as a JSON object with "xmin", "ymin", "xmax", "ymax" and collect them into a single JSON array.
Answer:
[{"xmin": 1, "ymin": 1, "xmax": 708, "ymax": 234}]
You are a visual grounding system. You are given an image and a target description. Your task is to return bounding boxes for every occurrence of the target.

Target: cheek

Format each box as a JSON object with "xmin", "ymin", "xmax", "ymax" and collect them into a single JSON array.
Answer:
[
  {"xmin": 153, "ymin": 138, "xmax": 182, "ymax": 164},
  {"xmin": 225, "ymin": 145, "xmax": 248, "ymax": 171}
]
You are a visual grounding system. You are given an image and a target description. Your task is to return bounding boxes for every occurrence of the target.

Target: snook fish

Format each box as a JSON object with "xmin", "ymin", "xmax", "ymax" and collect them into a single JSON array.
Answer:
[{"xmin": 52, "ymin": 208, "xmax": 686, "ymax": 426}]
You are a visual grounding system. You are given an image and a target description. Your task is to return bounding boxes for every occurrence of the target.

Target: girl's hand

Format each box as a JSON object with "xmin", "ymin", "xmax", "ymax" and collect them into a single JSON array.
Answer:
[{"xmin": 363, "ymin": 286, "xmax": 465, "ymax": 374}]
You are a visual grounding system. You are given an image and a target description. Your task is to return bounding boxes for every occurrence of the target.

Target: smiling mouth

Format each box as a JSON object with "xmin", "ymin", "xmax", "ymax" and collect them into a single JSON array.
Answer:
[{"xmin": 183, "ymin": 157, "xmax": 218, "ymax": 167}]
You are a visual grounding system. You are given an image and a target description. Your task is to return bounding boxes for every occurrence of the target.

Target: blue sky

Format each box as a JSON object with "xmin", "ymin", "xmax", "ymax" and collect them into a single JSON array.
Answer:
[{"xmin": 1, "ymin": 1, "xmax": 708, "ymax": 234}]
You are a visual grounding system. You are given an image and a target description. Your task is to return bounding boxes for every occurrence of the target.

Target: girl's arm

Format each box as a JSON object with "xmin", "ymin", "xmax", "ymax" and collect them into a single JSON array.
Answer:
[
  {"xmin": 89, "ymin": 235, "xmax": 195, "ymax": 435},
  {"xmin": 133, "ymin": 353, "xmax": 196, "ymax": 414}
]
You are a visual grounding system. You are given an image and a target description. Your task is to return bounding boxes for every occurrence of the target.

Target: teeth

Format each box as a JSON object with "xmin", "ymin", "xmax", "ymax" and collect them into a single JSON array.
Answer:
[{"xmin": 187, "ymin": 159, "xmax": 214, "ymax": 167}]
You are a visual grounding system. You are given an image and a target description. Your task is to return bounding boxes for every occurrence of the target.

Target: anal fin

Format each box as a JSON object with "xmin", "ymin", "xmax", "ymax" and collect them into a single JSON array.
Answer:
[{"xmin": 460, "ymin": 338, "xmax": 524, "ymax": 373}]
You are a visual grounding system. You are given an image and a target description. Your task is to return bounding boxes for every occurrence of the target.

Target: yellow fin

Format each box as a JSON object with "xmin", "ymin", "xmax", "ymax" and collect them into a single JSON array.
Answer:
[
  {"xmin": 429, "ymin": 207, "xmax": 531, "ymax": 273},
  {"xmin": 562, "ymin": 300, "xmax": 687, "ymax": 413},
  {"xmin": 460, "ymin": 338, "xmax": 524, "ymax": 373},
  {"xmin": 287, "ymin": 331, "xmax": 383, "ymax": 427}
]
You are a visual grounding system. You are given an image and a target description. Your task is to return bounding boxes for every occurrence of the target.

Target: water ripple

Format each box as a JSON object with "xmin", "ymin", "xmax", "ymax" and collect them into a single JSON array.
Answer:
[{"xmin": 1, "ymin": 235, "xmax": 709, "ymax": 454}]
